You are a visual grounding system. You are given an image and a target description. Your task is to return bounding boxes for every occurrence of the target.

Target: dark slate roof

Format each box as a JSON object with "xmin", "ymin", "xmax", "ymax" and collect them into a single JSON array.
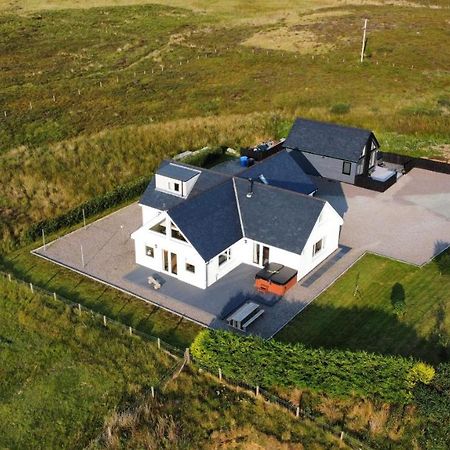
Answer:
[
  {"xmin": 238, "ymin": 150, "xmax": 317, "ymax": 195},
  {"xmin": 157, "ymin": 162, "xmax": 200, "ymax": 181},
  {"xmin": 168, "ymin": 179, "xmax": 243, "ymax": 261},
  {"xmin": 140, "ymin": 160, "xmax": 229, "ymax": 211},
  {"xmin": 234, "ymin": 178, "xmax": 325, "ymax": 255},
  {"xmin": 283, "ymin": 118, "xmax": 373, "ymax": 162}
]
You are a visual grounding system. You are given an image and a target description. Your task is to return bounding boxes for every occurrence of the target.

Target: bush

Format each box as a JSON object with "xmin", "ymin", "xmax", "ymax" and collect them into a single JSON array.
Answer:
[
  {"xmin": 182, "ymin": 146, "xmax": 226, "ymax": 168},
  {"xmin": 191, "ymin": 330, "xmax": 424, "ymax": 404},
  {"xmin": 407, "ymin": 362, "xmax": 435, "ymax": 387},
  {"xmin": 330, "ymin": 103, "xmax": 351, "ymax": 115}
]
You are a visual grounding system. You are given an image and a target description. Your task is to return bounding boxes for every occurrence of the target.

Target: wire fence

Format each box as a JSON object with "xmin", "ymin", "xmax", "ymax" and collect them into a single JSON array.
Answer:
[{"xmin": 1, "ymin": 269, "xmax": 372, "ymax": 450}]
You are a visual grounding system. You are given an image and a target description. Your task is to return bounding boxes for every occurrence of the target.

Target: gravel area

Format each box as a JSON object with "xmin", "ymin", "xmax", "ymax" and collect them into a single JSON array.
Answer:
[{"xmin": 33, "ymin": 168, "xmax": 450, "ymax": 337}]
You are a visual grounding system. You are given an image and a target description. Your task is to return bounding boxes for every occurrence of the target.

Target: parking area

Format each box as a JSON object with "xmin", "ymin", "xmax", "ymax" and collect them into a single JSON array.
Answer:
[
  {"xmin": 315, "ymin": 168, "xmax": 450, "ymax": 265},
  {"xmin": 33, "ymin": 168, "xmax": 450, "ymax": 337}
]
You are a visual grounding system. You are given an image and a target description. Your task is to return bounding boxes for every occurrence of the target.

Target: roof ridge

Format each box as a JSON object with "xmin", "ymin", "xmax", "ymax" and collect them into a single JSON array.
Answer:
[
  {"xmin": 233, "ymin": 175, "xmax": 326, "ymax": 206},
  {"xmin": 293, "ymin": 117, "xmax": 372, "ymax": 134}
]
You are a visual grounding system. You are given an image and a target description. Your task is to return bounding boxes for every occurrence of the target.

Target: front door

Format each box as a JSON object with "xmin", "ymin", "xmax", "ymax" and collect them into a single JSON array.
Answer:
[
  {"xmin": 162, "ymin": 249, "xmax": 178, "ymax": 275},
  {"xmin": 262, "ymin": 246, "xmax": 270, "ymax": 265},
  {"xmin": 253, "ymin": 243, "xmax": 270, "ymax": 266}
]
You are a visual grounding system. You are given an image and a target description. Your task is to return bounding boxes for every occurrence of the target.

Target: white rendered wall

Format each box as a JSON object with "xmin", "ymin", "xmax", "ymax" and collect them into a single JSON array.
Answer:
[
  {"xmin": 297, "ymin": 202, "xmax": 343, "ymax": 280},
  {"xmin": 141, "ymin": 205, "xmax": 162, "ymax": 224},
  {"xmin": 133, "ymin": 202, "xmax": 343, "ymax": 289},
  {"xmin": 133, "ymin": 212, "xmax": 207, "ymax": 289},
  {"xmin": 206, "ymin": 239, "xmax": 246, "ymax": 287}
]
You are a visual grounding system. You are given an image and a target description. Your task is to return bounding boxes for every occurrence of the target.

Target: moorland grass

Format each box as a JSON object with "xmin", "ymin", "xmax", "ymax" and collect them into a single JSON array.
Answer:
[
  {"xmin": 276, "ymin": 252, "xmax": 450, "ymax": 365},
  {"xmin": 0, "ymin": 276, "xmax": 175, "ymax": 449},
  {"xmin": 1, "ymin": 3, "xmax": 449, "ymax": 245}
]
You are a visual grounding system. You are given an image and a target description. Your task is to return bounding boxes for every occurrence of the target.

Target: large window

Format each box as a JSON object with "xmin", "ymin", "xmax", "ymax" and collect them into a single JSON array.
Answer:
[
  {"xmin": 150, "ymin": 220, "xmax": 166, "ymax": 235},
  {"xmin": 219, "ymin": 249, "xmax": 231, "ymax": 266},
  {"xmin": 342, "ymin": 161, "xmax": 352, "ymax": 175},
  {"xmin": 312, "ymin": 238, "xmax": 324, "ymax": 257},
  {"xmin": 171, "ymin": 222, "xmax": 187, "ymax": 242},
  {"xmin": 145, "ymin": 246, "xmax": 154, "ymax": 257}
]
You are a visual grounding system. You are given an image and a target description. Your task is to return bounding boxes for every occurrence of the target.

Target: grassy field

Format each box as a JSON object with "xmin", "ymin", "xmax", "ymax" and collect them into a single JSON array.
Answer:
[
  {"xmin": 0, "ymin": 240, "xmax": 201, "ymax": 348},
  {"xmin": 0, "ymin": 276, "xmax": 348, "ymax": 450},
  {"xmin": 276, "ymin": 252, "xmax": 450, "ymax": 365},
  {"xmin": 0, "ymin": 275, "xmax": 176, "ymax": 449},
  {"xmin": 1, "ymin": 1, "xmax": 449, "ymax": 246}
]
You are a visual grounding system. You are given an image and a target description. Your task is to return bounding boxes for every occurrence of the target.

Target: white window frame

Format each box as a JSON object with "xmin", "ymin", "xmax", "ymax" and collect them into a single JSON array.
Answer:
[
  {"xmin": 312, "ymin": 238, "xmax": 325, "ymax": 257},
  {"xmin": 218, "ymin": 248, "xmax": 231, "ymax": 266},
  {"xmin": 342, "ymin": 161, "xmax": 352, "ymax": 176}
]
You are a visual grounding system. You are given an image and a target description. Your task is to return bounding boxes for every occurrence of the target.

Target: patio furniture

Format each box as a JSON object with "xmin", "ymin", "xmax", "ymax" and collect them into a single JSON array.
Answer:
[
  {"xmin": 147, "ymin": 276, "xmax": 161, "ymax": 290},
  {"xmin": 227, "ymin": 302, "xmax": 264, "ymax": 332}
]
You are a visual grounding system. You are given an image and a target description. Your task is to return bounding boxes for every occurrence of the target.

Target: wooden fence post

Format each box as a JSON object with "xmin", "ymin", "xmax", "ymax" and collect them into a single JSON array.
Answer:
[
  {"xmin": 151, "ymin": 386, "xmax": 155, "ymax": 398},
  {"xmin": 255, "ymin": 385, "xmax": 259, "ymax": 396},
  {"xmin": 340, "ymin": 431, "xmax": 344, "ymax": 441},
  {"xmin": 53, "ymin": 292, "xmax": 57, "ymax": 301},
  {"xmin": 103, "ymin": 315, "xmax": 107, "ymax": 327},
  {"xmin": 129, "ymin": 326, "xmax": 132, "ymax": 336},
  {"xmin": 29, "ymin": 282, "xmax": 33, "ymax": 293},
  {"xmin": 184, "ymin": 348, "xmax": 190, "ymax": 365},
  {"xmin": 218, "ymin": 368, "xmax": 222, "ymax": 381},
  {"xmin": 78, "ymin": 303, "xmax": 81, "ymax": 313},
  {"xmin": 157, "ymin": 337, "xmax": 161, "ymax": 349},
  {"xmin": 296, "ymin": 406, "xmax": 300, "ymax": 418},
  {"xmin": 8, "ymin": 273, "xmax": 11, "ymax": 282}
]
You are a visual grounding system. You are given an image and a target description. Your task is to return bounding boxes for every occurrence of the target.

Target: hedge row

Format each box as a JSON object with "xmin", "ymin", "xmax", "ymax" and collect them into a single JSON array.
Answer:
[
  {"xmin": 25, "ymin": 175, "xmax": 151, "ymax": 244},
  {"xmin": 191, "ymin": 330, "xmax": 434, "ymax": 404}
]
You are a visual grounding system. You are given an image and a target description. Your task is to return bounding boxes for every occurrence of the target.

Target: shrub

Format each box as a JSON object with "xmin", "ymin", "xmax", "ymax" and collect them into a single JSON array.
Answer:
[
  {"xmin": 191, "ymin": 330, "xmax": 421, "ymax": 404},
  {"xmin": 407, "ymin": 362, "xmax": 435, "ymax": 388},
  {"xmin": 391, "ymin": 282, "xmax": 406, "ymax": 316},
  {"xmin": 330, "ymin": 103, "xmax": 351, "ymax": 115}
]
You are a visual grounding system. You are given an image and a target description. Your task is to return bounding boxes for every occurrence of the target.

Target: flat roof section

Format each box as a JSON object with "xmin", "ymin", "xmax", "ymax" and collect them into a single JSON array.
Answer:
[{"xmin": 157, "ymin": 163, "xmax": 200, "ymax": 182}]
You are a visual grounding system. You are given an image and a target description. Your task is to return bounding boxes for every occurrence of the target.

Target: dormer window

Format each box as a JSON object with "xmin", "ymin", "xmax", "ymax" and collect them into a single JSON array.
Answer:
[{"xmin": 155, "ymin": 163, "xmax": 200, "ymax": 198}]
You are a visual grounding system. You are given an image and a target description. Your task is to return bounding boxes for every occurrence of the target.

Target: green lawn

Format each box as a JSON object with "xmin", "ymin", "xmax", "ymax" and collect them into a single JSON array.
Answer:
[
  {"xmin": 0, "ymin": 276, "xmax": 346, "ymax": 450},
  {"xmin": 276, "ymin": 252, "xmax": 450, "ymax": 365},
  {"xmin": 0, "ymin": 239, "xmax": 201, "ymax": 349},
  {"xmin": 0, "ymin": 276, "xmax": 176, "ymax": 449}
]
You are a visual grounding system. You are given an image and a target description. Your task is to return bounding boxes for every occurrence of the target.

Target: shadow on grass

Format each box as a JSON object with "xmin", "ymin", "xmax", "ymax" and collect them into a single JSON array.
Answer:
[{"xmin": 277, "ymin": 303, "xmax": 447, "ymax": 365}]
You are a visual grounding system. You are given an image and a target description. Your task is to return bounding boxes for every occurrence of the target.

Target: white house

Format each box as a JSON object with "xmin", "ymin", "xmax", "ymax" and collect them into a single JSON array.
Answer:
[{"xmin": 131, "ymin": 150, "xmax": 343, "ymax": 290}]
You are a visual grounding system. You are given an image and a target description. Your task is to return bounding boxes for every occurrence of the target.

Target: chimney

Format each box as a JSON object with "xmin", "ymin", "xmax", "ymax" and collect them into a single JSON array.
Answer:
[
  {"xmin": 246, "ymin": 178, "xmax": 254, "ymax": 198},
  {"xmin": 258, "ymin": 174, "xmax": 269, "ymax": 185}
]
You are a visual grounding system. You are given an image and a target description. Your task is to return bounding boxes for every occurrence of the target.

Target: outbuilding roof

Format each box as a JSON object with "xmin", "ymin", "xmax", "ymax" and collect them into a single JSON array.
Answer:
[{"xmin": 284, "ymin": 118, "xmax": 375, "ymax": 162}]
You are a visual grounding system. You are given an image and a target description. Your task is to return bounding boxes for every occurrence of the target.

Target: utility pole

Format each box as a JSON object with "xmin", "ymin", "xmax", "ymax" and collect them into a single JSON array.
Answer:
[{"xmin": 360, "ymin": 19, "xmax": 368, "ymax": 63}]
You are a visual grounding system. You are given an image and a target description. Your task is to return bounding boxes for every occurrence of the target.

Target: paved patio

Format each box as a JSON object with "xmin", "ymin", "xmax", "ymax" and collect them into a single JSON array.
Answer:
[{"xmin": 33, "ymin": 168, "xmax": 450, "ymax": 337}]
